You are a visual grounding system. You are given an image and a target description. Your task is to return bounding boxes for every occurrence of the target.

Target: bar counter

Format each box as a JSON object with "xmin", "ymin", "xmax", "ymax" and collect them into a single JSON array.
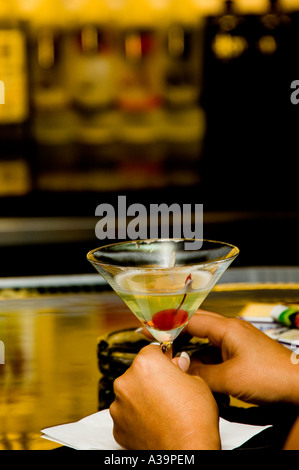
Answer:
[{"xmin": 1, "ymin": 268, "xmax": 299, "ymax": 450}]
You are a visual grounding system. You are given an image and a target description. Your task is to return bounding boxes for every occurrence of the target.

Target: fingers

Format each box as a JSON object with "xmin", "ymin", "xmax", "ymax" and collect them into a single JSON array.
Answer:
[
  {"xmin": 196, "ymin": 309, "xmax": 224, "ymax": 318},
  {"xmin": 136, "ymin": 310, "xmax": 225, "ymax": 341},
  {"xmin": 131, "ymin": 343, "xmax": 164, "ymax": 369},
  {"xmin": 135, "ymin": 309, "xmax": 231, "ymax": 347},
  {"xmin": 140, "ymin": 344, "xmax": 192, "ymax": 373},
  {"xmin": 186, "ymin": 310, "xmax": 233, "ymax": 348},
  {"xmin": 172, "ymin": 352, "xmax": 190, "ymax": 372},
  {"xmin": 138, "ymin": 344, "xmax": 191, "ymax": 372},
  {"xmin": 188, "ymin": 359, "xmax": 233, "ymax": 395}
]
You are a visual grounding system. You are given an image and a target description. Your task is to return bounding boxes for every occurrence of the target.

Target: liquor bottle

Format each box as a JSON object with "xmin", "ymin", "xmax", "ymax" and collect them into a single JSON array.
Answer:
[
  {"xmin": 64, "ymin": 0, "xmax": 119, "ymax": 191},
  {"xmin": 115, "ymin": 0, "xmax": 164, "ymax": 112},
  {"xmin": 256, "ymin": 0, "xmax": 291, "ymax": 57},
  {"xmin": 0, "ymin": 0, "xmax": 31, "ymax": 197},
  {"xmin": 209, "ymin": 0, "xmax": 250, "ymax": 62},
  {"xmin": 113, "ymin": 0, "xmax": 166, "ymax": 190},
  {"xmin": 66, "ymin": 0, "xmax": 116, "ymax": 111},
  {"xmin": 280, "ymin": 0, "xmax": 299, "ymax": 10},
  {"xmin": 163, "ymin": 0, "xmax": 204, "ymax": 108},
  {"xmin": 199, "ymin": 0, "xmax": 251, "ymax": 208},
  {"xmin": 28, "ymin": 0, "xmax": 77, "ymax": 191},
  {"xmin": 253, "ymin": 0, "xmax": 295, "ymax": 207},
  {"xmin": 162, "ymin": 0, "xmax": 206, "ymax": 188}
]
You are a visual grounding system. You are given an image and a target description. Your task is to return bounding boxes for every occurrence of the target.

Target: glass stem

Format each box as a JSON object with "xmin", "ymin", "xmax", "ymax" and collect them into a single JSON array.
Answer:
[{"xmin": 161, "ymin": 341, "xmax": 172, "ymax": 356}]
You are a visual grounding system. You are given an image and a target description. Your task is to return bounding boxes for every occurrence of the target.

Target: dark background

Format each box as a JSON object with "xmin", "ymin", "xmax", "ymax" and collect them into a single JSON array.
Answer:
[{"xmin": 1, "ymin": 1, "xmax": 299, "ymax": 277}]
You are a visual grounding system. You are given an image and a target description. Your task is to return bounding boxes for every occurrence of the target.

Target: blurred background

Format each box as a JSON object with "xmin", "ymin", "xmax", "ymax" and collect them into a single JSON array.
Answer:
[{"xmin": 0, "ymin": 0, "xmax": 299, "ymax": 276}]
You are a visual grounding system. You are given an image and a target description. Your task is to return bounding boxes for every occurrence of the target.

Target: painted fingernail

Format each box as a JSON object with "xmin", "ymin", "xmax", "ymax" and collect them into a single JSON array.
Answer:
[{"xmin": 178, "ymin": 351, "xmax": 190, "ymax": 372}]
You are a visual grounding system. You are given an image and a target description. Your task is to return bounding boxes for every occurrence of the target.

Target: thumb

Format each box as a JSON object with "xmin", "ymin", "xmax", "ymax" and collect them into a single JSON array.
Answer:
[{"xmin": 172, "ymin": 351, "xmax": 190, "ymax": 372}]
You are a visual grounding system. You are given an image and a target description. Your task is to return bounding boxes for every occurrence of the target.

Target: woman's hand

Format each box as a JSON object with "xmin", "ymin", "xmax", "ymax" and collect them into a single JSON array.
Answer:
[
  {"xmin": 110, "ymin": 344, "xmax": 221, "ymax": 450},
  {"xmin": 186, "ymin": 310, "xmax": 299, "ymax": 405}
]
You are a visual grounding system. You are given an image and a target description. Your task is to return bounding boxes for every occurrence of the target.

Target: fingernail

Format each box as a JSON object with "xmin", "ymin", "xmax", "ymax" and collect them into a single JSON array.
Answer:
[
  {"xmin": 150, "ymin": 342, "xmax": 160, "ymax": 346},
  {"xmin": 178, "ymin": 351, "xmax": 190, "ymax": 372}
]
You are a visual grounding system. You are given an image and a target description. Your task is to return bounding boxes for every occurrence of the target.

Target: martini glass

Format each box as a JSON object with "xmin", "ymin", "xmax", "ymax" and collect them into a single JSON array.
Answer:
[{"xmin": 87, "ymin": 239, "xmax": 239, "ymax": 353}]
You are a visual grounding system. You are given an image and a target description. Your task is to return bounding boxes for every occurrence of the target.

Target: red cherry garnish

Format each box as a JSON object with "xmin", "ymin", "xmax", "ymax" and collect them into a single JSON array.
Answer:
[{"xmin": 147, "ymin": 309, "xmax": 188, "ymax": 330}]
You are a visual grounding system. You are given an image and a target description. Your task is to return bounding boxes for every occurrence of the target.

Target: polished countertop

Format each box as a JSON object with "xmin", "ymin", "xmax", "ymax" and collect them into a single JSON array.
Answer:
[{"xmin": 0, "ymin": 268, "xmax": 299, "ymax": 450}]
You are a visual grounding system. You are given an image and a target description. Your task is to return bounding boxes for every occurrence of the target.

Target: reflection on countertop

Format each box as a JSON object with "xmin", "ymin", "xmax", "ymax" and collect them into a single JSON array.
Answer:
[{"xmin": 1, "ymin": 270, "xmax": 299, "ymax": 449}]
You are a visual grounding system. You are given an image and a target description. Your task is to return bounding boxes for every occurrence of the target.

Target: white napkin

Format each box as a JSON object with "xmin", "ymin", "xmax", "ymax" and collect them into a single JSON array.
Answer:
[{"xmin": 41, "ymin": 408, "xmax": 272, "ymax": 451}]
